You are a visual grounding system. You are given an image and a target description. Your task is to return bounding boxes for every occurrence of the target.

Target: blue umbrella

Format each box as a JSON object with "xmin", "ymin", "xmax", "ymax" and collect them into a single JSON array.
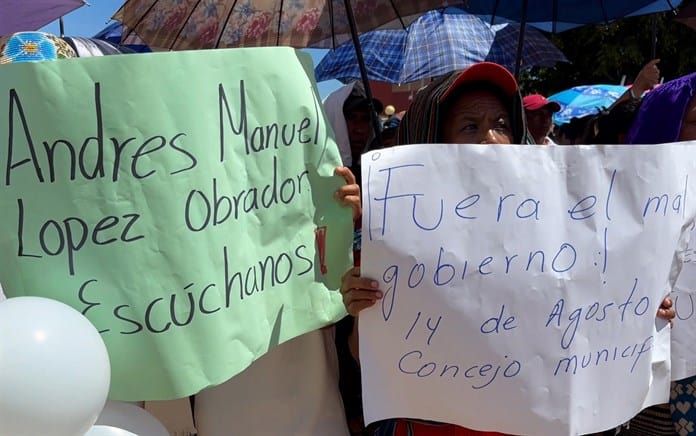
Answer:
[
  {"xmin": 548, "ymin": 84, "xmax": 628, "ymax": 125},
  {"xmin": 456, "ymin": 0, "xmax": 682, "ymax": 76},
  {"xmin": 93, "ymin": 21, "xmax": 151, "ymax": 53},
  {"xmin": 314, "ymin": 10, "xmax": 567, "ymax": 84},
  {"xmin": 459, "ymin": 0, "xmax": 682, "ymax": 33}
]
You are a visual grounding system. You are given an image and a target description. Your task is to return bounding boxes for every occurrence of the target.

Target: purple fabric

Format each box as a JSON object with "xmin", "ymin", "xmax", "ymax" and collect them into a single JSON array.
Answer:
[
  {"xmin": 627, "ymin": 72, "xmax": 696, "ymax": 144},
  {"xmin": 0, "ymin": 0, "xmax": 85, "ymax": 35}
]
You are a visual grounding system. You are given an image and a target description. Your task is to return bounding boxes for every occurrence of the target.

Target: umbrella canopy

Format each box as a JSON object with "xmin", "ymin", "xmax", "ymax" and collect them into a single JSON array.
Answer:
[
  {"xmin": 114, "ymin": 0, "xmax": 461, "ymax": 51},
  {"xmin": 548, "ymin": 84, "xmax": 627, "ymax": 125},
  {"xmin": 93, "ymin": 21, "xmax": 151, "ymax": 52},
  {"xmin": 0, "ymin": 0, "xmax": 86, "ymax": 36},
  {"xmin": 315, "ymin": 10, "xmax": 568, "ymax": 83},
  {"xmin": 676, "ymin": 0, "xmax": 696, "ymax": 29},
  {"xmin": 459, "ymin": 0, "xmax": 682, "ymax": 33}
]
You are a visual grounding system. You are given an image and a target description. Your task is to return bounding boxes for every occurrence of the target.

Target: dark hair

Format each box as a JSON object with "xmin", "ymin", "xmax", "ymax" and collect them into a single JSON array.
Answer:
[
  {"xmin": 557, "ymin": 115, "xmax": 594, "ymax": 144},
  {"xmin": 438, "ymin": 81, "xmax": 514, "ymax": 143},
  {"xmin": 587, "ymin": 99, "xmax": 644, "ymax": 144}
]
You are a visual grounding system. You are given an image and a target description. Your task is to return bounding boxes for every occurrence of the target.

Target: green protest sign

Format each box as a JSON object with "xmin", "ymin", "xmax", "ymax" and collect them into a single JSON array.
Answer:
[{"xmin": 0, "ymin": 48, "xmax": 352, "ymax": 400}]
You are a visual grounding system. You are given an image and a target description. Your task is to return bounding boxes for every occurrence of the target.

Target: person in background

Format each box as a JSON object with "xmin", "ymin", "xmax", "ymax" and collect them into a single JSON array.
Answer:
[
  {"xmin": 584, "ymin": 98, "xmax": 644, "ymax": 145},
  {"xmin": 607, "ymin": 59, "xmax": 661, "ymax": 112},
  {"xmin": 619, "ymin": 71, "xmax": 696, "ymax": 436},
  {"xmin": 555, "ymin": 115, "xmax": 594, "ymax": 145},
  {"xmin": 522, "ymin": 94, "xmax": 561, "ymax": 144},
  {"xmin": 324, "ymin": 82, "xmax": 384, "ymax": 185}
]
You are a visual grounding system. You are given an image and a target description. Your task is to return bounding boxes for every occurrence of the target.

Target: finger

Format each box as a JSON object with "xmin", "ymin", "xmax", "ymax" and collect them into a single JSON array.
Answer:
[
  {"xmin": 339, "ymin": 195, "xmax": 362, "ymax": 219},
  {"xmin": 334, "ymin": 183, "xmax": 360, "ymax": 200},
  {"xmin": 341, "ymin": 267, "xmax": 361, "ymax": 283},
  {"xmin": 661, "ymin": 297, "xmax": 673, "ymax": 308},
  {"xmin": 343, "ymin": 288, "xmax": 382, "ymax": 302},
  {"xmin": 657, "ymin": 307, "xmax": 676, "ymax": 320},
  {"xmin": 342, "ymin": 277, "xmax": 380, "ymax": 294},
  {"xmin": 335, "ymin": 166, "xmax": 357, "ymax": 186},
  {"xmin": 347, "ymin": 300, "xmax": 378, "ymax": 317}
]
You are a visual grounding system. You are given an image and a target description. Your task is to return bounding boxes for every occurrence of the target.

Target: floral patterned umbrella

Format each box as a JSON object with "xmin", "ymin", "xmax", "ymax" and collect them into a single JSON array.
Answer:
[
  {"xmin": 114, "ymin": 0, "xmax": 461, "ymax": 149},
  {"xmin": 113, "ymin": 0, "xmax": 460, "ymax": 51}
]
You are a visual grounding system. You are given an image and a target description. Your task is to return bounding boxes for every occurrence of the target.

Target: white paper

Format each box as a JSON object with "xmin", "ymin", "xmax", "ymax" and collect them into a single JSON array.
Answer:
[
  {"xmin": 360, "ymin": 142, "xmax": 696, "ymax": 436},
  {"xmin": 672, "ymin": 226, "xmax": 696, "ymax": 381}
]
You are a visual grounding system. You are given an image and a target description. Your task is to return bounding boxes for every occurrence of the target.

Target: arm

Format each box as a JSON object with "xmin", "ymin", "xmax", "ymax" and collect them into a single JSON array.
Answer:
[{"xmin": 608, "ymin": 59, "xmax": 660, "ymax": 111}]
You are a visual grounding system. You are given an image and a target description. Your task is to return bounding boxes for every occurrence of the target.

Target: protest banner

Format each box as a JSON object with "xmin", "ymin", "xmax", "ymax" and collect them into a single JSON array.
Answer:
[
  {"xmin": 0, "ymin": 48, "xmax": 352, "ymax": 400},
  {"xmin": 672, "ymin": 227, "xmax": 696, "ymax": 381},
  {"xmin": 360, "ymin": 142, "xmax": 696, "ymax": 435}
]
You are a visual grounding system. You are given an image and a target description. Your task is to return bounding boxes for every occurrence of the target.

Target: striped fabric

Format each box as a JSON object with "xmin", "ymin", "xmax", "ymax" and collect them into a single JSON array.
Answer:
[
  {"xmin": 620, "ymin": 404, "xmax": 675, "ymax": 436},
  {"xmin": 314, "ymin": 9, "xmax": 567, "ymax": 84}
]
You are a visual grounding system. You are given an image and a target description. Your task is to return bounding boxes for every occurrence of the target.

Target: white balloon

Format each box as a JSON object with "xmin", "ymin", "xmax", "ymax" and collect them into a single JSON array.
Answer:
[
  {"xmin": 0, "ymin": 296, "xmax": 111, "ymax": 436},
  {"xmin": 85, "ymin": 425, "xmax": 138, "ymax": 436},
  {"xmin": 96, "ymin": 401, "xmax": 169, "ymax": 436}
]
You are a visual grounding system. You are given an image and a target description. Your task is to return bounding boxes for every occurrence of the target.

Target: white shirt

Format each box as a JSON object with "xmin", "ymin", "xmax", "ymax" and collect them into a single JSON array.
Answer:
[{"xmin": 194, "ymin": 328, "xmax": 349, "ymax": 436}]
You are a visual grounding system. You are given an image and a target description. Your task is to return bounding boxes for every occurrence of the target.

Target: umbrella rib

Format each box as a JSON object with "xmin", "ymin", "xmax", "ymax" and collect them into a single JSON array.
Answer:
[
  {"xmin": 214, "ymin": 0, "xmax": 240, "ymax": 48},
  {"xmin": 328, "ymin": 0, "xmax": 336, "ymax": 49},
  {"xmin": 276, "ymin": 0, "xmax": 284, "ymax": 46},
  {"xmin": 170, "ymin": 0, "xmax": 203, "ymax": 50},
  {"xmin": 387, "ymin": 0, "xmax": 407, "ymax": 30},
  {"xmin": 490, "ymin": 0, "xmax": 500, "ymax": 25},
  {"xmin": 599, "ymin": 0, "xmax": 609, "ymax": 25},
  {"xmin": 120, "ymin": 1, "xmax": 159, "ymax": 44}
]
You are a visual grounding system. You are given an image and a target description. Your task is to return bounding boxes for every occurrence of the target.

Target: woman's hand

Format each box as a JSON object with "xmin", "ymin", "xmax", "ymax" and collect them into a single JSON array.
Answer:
[
  {"xmin": 340, "ymin": 267, "xmax": 381, "ymax": 316},
  {"xmin": 657, "ymin": 296, "xmax": 676, "ymax": 322},
  {"xmin": 334, "ymin": 167, "xmax": 361, "ymax": 220}
]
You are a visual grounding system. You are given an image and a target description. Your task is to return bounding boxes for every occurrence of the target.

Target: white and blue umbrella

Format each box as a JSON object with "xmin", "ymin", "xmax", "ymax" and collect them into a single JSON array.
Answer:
[
  {"xmin": 548, "ymin": 84, "xmax": 628, "ymax": 125},
  {"xmin": 315, "ymin": 9, "xmax": 568, "ymax": 84}
]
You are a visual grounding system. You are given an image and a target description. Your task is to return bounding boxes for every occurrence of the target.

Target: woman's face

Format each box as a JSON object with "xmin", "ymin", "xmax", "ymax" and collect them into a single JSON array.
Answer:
[
  {"xmin": 679, "ymin": 95, "xmax": 696, "ymax": 141},
  {"xmin": 441, "ymin": 90, "xmax": 513, "ymax": 144}
]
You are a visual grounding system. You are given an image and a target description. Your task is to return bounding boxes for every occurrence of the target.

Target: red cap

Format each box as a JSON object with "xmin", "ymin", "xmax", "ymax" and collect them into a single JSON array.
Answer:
[
  {"xmin": 441, "ymin": 62, "xmax": 519, "ymax": 102},
  {"xmin": 523, "ymin": 94, "xmax": 561, "ymax": 112}
]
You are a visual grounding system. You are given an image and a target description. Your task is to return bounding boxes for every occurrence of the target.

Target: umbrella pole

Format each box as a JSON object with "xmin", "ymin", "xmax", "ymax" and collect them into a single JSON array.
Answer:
[
  {"xmin": 343, "ymin": 0, "xmax": 383, "ymax": 151},
  {"xmin": 59, "ymin": 17, "xmax": 65, "ymax": 37},
  {"xmin": 513, "ymin": 0, "xmax": 529, "ymax": 79},
  {"xmin": 651, "ymin": 14, "xmax": 658, "ymax": 59}
]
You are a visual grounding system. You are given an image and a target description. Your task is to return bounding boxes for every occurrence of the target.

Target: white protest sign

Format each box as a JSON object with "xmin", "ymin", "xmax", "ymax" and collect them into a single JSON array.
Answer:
[
  {"xmin": 672, "ymin": 226, "xmax": 696, "ymax": 381},
  {"xmin": 360, "ymin": 142, "xmax": 696, "ymax": 436}
]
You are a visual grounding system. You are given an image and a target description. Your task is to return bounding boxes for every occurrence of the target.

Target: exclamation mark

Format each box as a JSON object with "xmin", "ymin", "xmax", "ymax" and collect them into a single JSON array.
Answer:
[{"xmin": 315, "ymin": 226, "xmax": 328, "ymax": 274}]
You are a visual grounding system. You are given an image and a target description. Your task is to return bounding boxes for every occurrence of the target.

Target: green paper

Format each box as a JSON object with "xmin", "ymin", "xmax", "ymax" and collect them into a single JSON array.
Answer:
[{"xmin": 0, "ymin": 48, "xmax": 352, "ymax": 400}]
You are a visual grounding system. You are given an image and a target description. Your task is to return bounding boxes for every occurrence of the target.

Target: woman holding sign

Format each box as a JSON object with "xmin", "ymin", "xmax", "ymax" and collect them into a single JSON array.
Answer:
[
  {"xmin": 339, "ymin": 61, "xmax": 678, "ymax": 436},
  {"xmin": 340, "ymin": 61, "xmax": 526, "ymax": 436}
]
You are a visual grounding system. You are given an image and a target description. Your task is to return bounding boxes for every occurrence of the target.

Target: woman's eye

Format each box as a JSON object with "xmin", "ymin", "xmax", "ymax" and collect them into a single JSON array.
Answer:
[{"xmin": 461, "ymin": 123, "xmax": 477, "ymax": 131}]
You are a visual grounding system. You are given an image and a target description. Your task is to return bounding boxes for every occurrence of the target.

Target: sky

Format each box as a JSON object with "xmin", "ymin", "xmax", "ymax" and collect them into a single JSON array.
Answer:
[{"xmin": 39, "ymin": 0, "xmax": 342, "ymax": 97}]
